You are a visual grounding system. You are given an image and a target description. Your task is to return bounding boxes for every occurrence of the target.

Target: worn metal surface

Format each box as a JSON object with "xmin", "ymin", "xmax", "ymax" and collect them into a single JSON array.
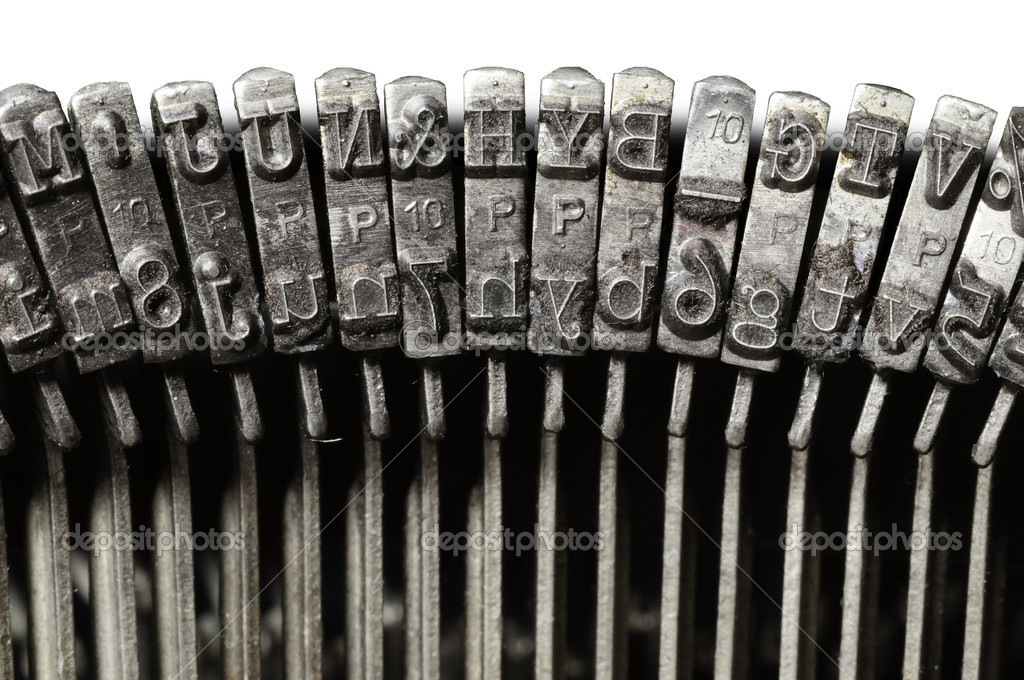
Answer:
[
  {"xmin": 0, "ymin": 168, "xmax": 71, "ymax": 449},
  {"xmin": 464, "ymin": 67, "xmax": 529, "ymax": 351},
  {"xmin": 853, "ymin": 96, "xmax": 996, "ymax": 455},
  {"xmin": 593, "ymin": 68, "xmax": 673, "ymax": 353},
  {"xmin": 69, "ymin": 82, "xmax": 196, "ymax": 363},
  {"xmin": 317, "ymin": 69, "xmax": 399, "ymax": 440},
  {"xmin": 720, "ymin": 91, "xmax": 830, "ymax": 375},
  {"xmin": 794, "ymin": 85, "xmax": 913, "ymax": 368},
  {"xmin": 527, "ymin": 67, "xmax": 605, "ymax": 356},
  {"xmin": 234, "ymin": 68, "xmax": 332, "ymax": 355},
  {"xmin": 151, "ymin": 81, "xmax": 266, "ymax": 366},
  {"xmin": 0, "ymin": 84, "xmax": 137, "ymax": 373},
  {"xmin": 915, "ymin": 110, "xmax": 1024, "ymax": 452},
  {"xmin": 657, "ymin": 76, "xmax": 755, "ymax": 359},
  {"xmin": 318, "ymin": 68, "xmax": 400, "ymax": 353},
  {"xmin": 385, "ymin": 76, "xmax": 461, "ymax": 360},
  {"xmin": 0, "ymin": 84, "xmax": 141, "ymax": 446},
  {"xmin": 152, "ymin": 80, "xmax": 267, "ymax": 442},
  {"xmin": 70, "ymin": 81, "xmax": 200, "ymax": 443},
  {"xmin": 788, "ymin": 85, "xmax": 913, "ymax": 450}
]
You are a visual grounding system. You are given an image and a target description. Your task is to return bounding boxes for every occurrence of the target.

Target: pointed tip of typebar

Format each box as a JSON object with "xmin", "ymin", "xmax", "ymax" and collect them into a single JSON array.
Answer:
[
  {"xmin": 724, "ymin": 371, "xmax": 756, "ymax": 449},
  {"xmin": 668, "ymin": 361, "xmax": 695, "ymax": 437},
  {"xmin": 421, "ymin": 364, "xmax": 446, "ymax": 442},
  {"xmin": 787, "ymin": 366, "xmax": 823, "ymax": 451},
  {"xmin": 230, "ymin": 367, "xmax": 264, "ymax": 444},
  {"xmin": 98, "ymin": 369, "xmax": 142, "ymax": 449},
  {"xmin": 297, "ymin": 358, "xmax": 328, "ymax": 440},
  {"xmin": 361, "ymin": 355, "xmax": 390, "ymax": 441},
  {"xmin": 486, "ymin": 355, "xmax": 509, "ymax": 440},
  {"xmin": 973, "ymin": 383, "xmax": 1017, "ymax": 468},
  {"xmin": 851, "ymin": 373, "xmax": 890, "ymax": 458},
  {"xmin": 32, "ymin": 370, "xmax": 81, "ymax": 451},
  {"xmin": 542, "ymin": 360, "xmax": 565, "ymax": 433},
  {"xmin": 913, "ymin": 381, "xmax": 953, "ymax": 454},
  {"xmin": 162, "ymin": 368, "xmax": 199, "ymax": 446},
  {"xmin": 601, "ymin": 354, "xmax": 627, "ymax": 442}
]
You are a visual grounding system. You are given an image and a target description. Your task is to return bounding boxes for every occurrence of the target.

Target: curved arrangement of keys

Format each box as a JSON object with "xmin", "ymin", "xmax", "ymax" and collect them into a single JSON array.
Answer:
[{"xmin": 0, "ymin": 66, "xmax": 1016, "ymax": 680}]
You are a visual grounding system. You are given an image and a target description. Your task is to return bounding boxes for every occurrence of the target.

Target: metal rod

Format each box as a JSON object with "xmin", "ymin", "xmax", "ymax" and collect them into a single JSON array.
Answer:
[
  {"xmin": 153, "ymin": 430, "xmax": 198, "ymax": 680},
  {"xmin": 283, "ymin": 430, "xmax": 322, "ymax": 680},
  {"xmin": 973, "ymin": 383, "xmax": 1017, "ymax": 467},
  {"xmin": 902, "ymin": 449, "xmax": 939, "ymax": 680},
  {"xmin": 0, "ymin": 480, "xmax": 14, "ymax": 680},
  {"xmin": 220, "ymin": 428, "xmax": 261, "ymax": 680},
  {"xmin": 659, "ymin": 360, "xmax": 695, "ymax": 680},
  {"xmin": 536, "ymin": 360, "xmax": 565, "ymax": 680},
  {"xmin": 161, "ymin": 367, "xmax": 199, "ymax": 446},
  {"xmin": 779, "ymin": 444, "xmax": 820, "ymax": 680},
  {"xmin": 296, "ymin": 358, "xmax": 328, "ymax": 440},
  {"xmin": 851, "ymin": 373, "xmax": 889, "ymax": 458},
  {"xmin": 788, "ymin": 366, "xmax": 822, "ymax": 451},
  {"xmin": 838, "ymin": 455, "xmax": 877, "ymax": 680},
  {"xmin": 27, "ymin": 438, "xmax": 75, "ymax": 680},
  {"xmin": 31, "ymin": 368, "xmax": 79, "ymax": 450},
  {"xmin": 90, "ymin": 427, "xmax": 140, "ymax": 680}
]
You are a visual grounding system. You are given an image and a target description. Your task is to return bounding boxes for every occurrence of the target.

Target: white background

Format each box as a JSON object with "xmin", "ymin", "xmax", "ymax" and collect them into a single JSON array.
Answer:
[{"xmin": 3, "ymin": 1, "xmax": 1016, "ymax": 152}]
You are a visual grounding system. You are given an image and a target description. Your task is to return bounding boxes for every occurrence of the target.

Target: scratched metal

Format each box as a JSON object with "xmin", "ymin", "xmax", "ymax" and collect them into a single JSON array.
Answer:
[
  {"xmin": 720, "ymin": 91, "xmax": 830, "ymax": 373},
  {"xmin": 794, "ymin": 84, "xmax": 913, "ymax": 366},
  {"xmin": 527, "ymin": 67, "xmax": 605, "ymax": 356},
  {"xmin": 316, "ymin": 68, "xmax": 401, "ymax": 353},
  {"xmin": 69, "ymin": 82, "xmax": 197, "ymax": 363},
  {"xmin": 0, "ymin": 171, "xmax": 62, "ymax": 373},
  {"xmin": 594, "ymin": 67, "xmax": 673, "ymax": 353},
  {"xmin": 859, "ymin": 96, "xmax": 996, "ymax": 374},
  {"xmin": 463, "ymin": 67, "xmax": 529, "ymax": 351},
  {"xmin": 924, "ymin": 109, "xmax": 1024, "ymax": 386},
  {"xmin": 0, "ymin": 84, "xmax": 137, "ymax": 373},
  {"xmin": 234, "ymin": 68, "xmax": 332, "ymax": 354},
  {"xmin": 151, "ymin": 81, "xmax": 267, "ymax": 365},
  {"xmin": 384, "ymin": 76, "xmax": 461, "ymax": 359},
  {"xmin": 657, "ymin": 76, "xmax": 755, "ymax": 359}
]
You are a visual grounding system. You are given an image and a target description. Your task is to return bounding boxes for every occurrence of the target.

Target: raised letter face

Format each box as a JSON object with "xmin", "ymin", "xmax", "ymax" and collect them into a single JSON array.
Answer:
[
  {"xmin": 463, "ymin": 67, "xmax": 530, "ymax": 350},
  {"xmin": 932, "ymin": 109, "xmax": 1024, "ymax": 385},
  {"xmin": 593, "ymin": 67, "xmax": 674, "ymax": 353},
  {"xmin": 0, "ymin": 83, "xmax": 137, "ymax": 373},
  {"xmin": 317, "ymin": 69, "xmax": 401, "ymax": 352},
  {"xmin": 657, "ymin": 76, "xmax": 755, "ymax": 359},
  {"xmin": 69, "ymin": 81, "xmax": 197, "ymax": 363},
  {"xmin": 385, "ymin": 76, "xmax": 462, "ymax": 359},
  {"xmin": 720, "ymin": 91, "xmax": 830, "ymax": 373},
  {"xmin": 234, "ymin": 68, "xmax": 333, "ymax": 355},
  {"xmin": 794, "ymin": 84, "xmax": 914, "ymax": 366},
  {"xmin": 527, "ymin": 67, "xmax": 605, "ymax": 356},
  {"xmin": 152, "ymin": 80, "xmax": 266, "ymax": 365},
  {"xmin": 860, "ymin": 96, "xmax": 996, "ymax": 374}
]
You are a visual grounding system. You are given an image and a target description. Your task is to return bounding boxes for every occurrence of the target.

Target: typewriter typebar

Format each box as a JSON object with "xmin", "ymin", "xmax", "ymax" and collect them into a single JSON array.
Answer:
[{"xmin": 0, "ymin": 67, "xmax": 1019, "ymax": 680}]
